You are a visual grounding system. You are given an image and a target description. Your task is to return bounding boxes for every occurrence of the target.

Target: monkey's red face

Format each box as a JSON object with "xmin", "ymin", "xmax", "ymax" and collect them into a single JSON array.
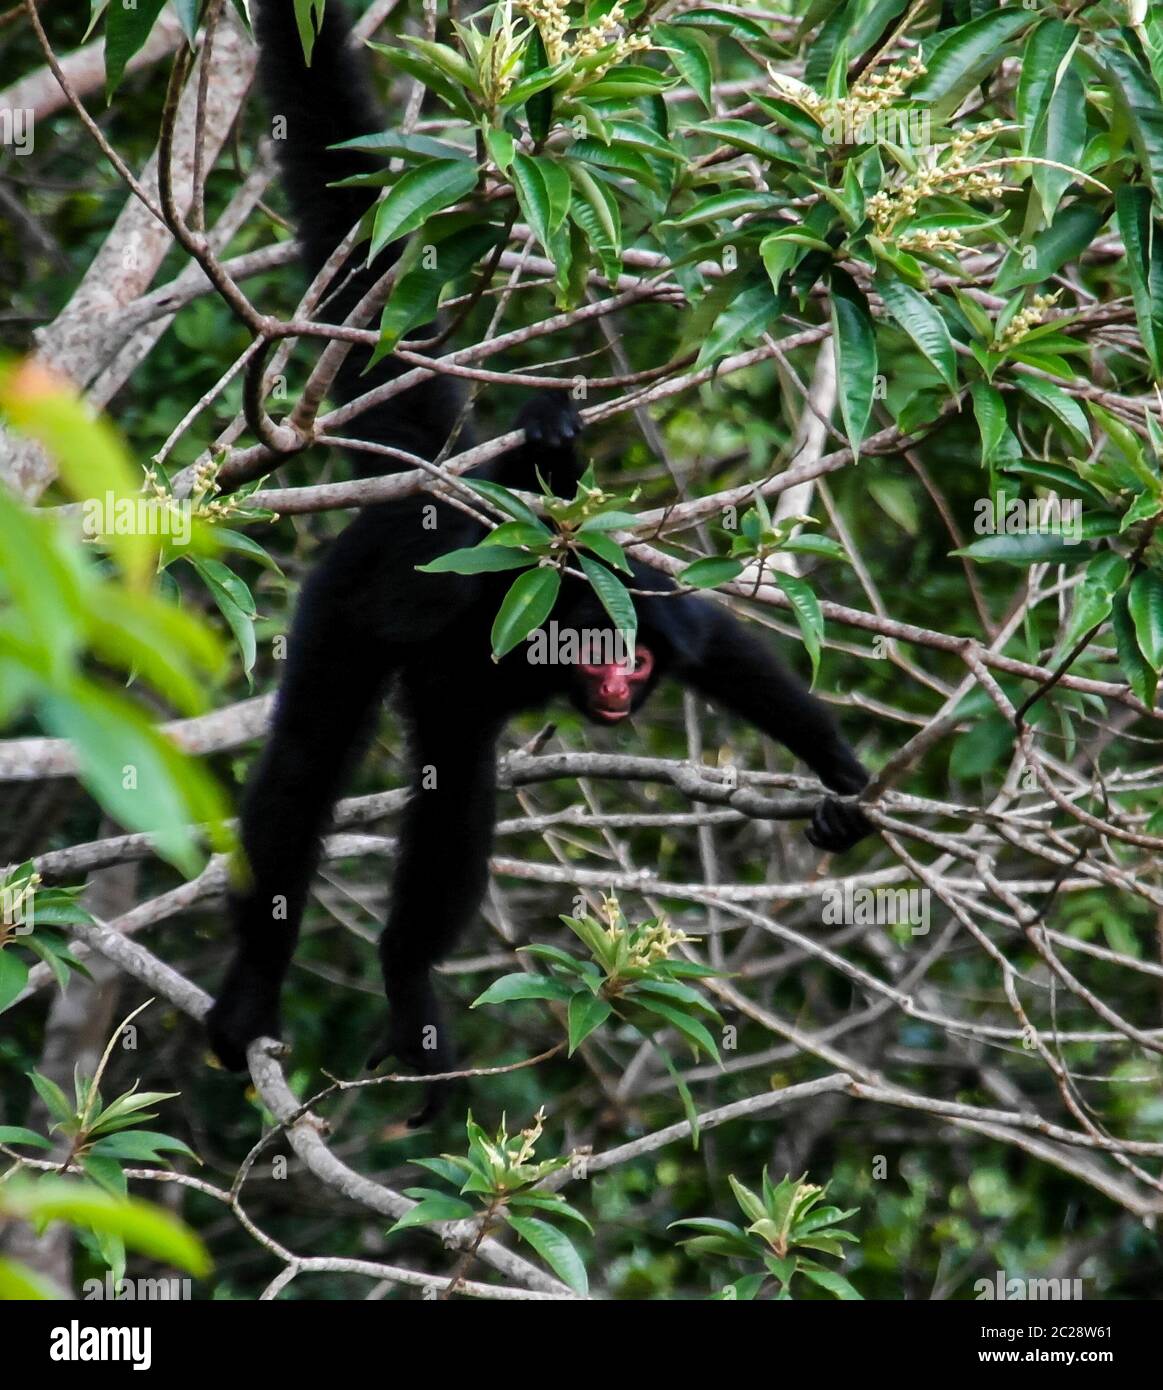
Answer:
[{"xmin": 576, "ymin": 646, "xmax": 656, "ymax": 722}]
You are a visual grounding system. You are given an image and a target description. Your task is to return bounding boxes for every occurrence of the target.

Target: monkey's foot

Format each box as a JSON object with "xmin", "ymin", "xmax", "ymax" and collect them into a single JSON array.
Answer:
[
  {"xmin": 805, "ymin": 796, "xmax": 874, "ymax": 854},
  {"xmin": 206, "ymin": 970, "xmax": 282, "ymax": 1072},
  {"xmin": 369, "ymin": 978, "xmax": 456, "ymax": 1127},
  {"xmin": 517, "ymin": 393, "xmax": 583, "ymax": 449}
]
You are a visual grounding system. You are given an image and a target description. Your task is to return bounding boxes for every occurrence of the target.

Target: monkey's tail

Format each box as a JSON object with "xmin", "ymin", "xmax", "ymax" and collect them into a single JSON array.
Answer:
[
  {"xmin": 251, "ymin": 0, "xmax": 385, "ymax": 278},
  {"xmin": 250, "ymin": 0, "xmax": 466, "ymax": 468}
]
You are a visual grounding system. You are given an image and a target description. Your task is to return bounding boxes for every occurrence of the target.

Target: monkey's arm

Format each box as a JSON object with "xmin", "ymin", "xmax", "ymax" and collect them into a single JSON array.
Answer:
[{"xmin": 680, "ymin": 604, "xmax": 873, "ymax": 851}]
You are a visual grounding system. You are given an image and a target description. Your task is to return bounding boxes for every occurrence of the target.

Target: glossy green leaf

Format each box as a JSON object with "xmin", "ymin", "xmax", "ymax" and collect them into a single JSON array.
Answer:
[
  {"xmin": 830, "ymin": 271, "xmax": 878, "ymax": 457},
  {"xmin": 1129, "ymin": 569, "xmax": 1163, "ymax": 671},
  {"xmin": 490, "ymin": 566, "xmax": 561, "ymax": 659},
  {"xmin": 876, "ymin": 279, "xmax": 956, "ymax": 390},
  {"xmin": 507, "ymin": 1215, "xmax": 589, "ymax": 1295},
  {"xmin": 472, "ymin": 973, "xmax": 574, "ymax": 1006},
  {"xmin": 370, "ymin": 160, "xmax": 480, "ymax": 260},
  {"xmin": 566, "ymin": 990, "xmax": 612, "ymax": 1054}
]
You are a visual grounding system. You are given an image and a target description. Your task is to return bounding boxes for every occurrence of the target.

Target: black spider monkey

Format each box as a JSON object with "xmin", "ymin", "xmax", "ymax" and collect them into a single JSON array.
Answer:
[{"xmin": 207, "ymin": 0, "xmax": 875, "ymax": 1093}]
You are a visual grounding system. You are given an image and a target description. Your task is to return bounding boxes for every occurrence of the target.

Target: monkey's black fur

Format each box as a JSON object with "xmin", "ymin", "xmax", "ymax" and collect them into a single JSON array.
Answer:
[{"xmin": 207, "ymin": 0, "xmax": 874, "ymax": 1100}]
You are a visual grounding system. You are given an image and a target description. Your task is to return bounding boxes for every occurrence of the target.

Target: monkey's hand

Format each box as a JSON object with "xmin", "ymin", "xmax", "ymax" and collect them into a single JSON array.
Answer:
[
  {"xmin": 517, "ymin": 393, "xmax": 583, "ymax": 449},
  {"xmin": 205, "ymin": 964, "xmax": 282, "ymax": 1072},
  {"xmin": 805, "ymin": 796, "xmax": 874, "ymax": 854}
]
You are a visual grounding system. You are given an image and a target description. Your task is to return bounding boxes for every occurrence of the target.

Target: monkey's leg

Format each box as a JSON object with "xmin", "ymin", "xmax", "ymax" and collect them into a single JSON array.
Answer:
[
  {"xmin": 373, "ymin": 710, "xmax": 501, "ymax": 1095},
  {"xmin": 207, "ymin": 594, "xmax": 390, "ymax": 1070}
]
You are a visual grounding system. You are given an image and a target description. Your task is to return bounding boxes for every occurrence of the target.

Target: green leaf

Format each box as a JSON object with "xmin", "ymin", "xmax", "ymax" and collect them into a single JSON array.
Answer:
[
  {"xmin": 775, "ymin": 573, "xmax": 824, "ymax": 685},
  {"xmin": 0, "ymin": 371, "xmax": 153, "ymax": 591},
  {"xmin": 1015, "ymin": 19, "xmax": 1079, "ymax": 148},
  {"xmin": 971, "ymin": 382, "xmax": 1008, "ymax": 466},
  {"xmin": 1113, "ymin": 588, "xmax": 1158, "ymax": 707},
  {"xmin": 333, "ymin": 131, "xmax": 472, "ymax": 162},
  {"xmin": 1115, "ymin": 186, "xmax": 1163, "ymax": 379},
  {"xmin": 28, "ymin": 1070, "xmax": 74, "ymax": 1127},
  {"xmin": 0, "ymin": 1125, "xmax": 51, "ymax": 1150},
  {"xmin": 581, "ymin": 66, "xmax": 675, "ymax": 101},
  {"xmin": 507, "ymin": 1215, "xmax": 589, "ymax": 1295},
  {"xmin": 696, "ymin": 281, "xmax": 779, "ymax": 368},
  {"xmin": 679, "ymin": 557, "xmax": 745, "ymax": 589},
  {"xmin": 1129, "ymin": 569, "xmax": 1163, "ymax": 671},
  {"xmin": 535, "ymin": 157, "xmax": 572, "ymax": 232},
  {"xmin": 412, "ymin": 1157, "xmax": 470, "ymax": 1185},
  {"xmin": 483, "ymin": 520, "xmax": 554, "ymax": 548},
  {"xmin": 506, "ymin": 62, "xmax": 571, "ymax": 109},
  {"xmin": 868, "ymin": 476, "xmax": 920, "ymax": 536},
  {"xmin": 0, "ymin": 1179, "xmax": 209, "ymax": 1276},
  {"xmin": 567, "ymin": 991, "xmax": 612, "ymax": 1054},
  {"xmin": 577, "ymin": 555, "xmax": 637, "ymax": 645},
  {"xmin": 993, "ymin": 203, "xmax": 1105, "ymax": 295},
  {"xmin": 636, "ymin": 996, "xmax": 721, "ymax": 1061},
  {"xmin": 366, "ymin": 41, "xmax": 475, "ymax": 118},
  {"xmin": 507, "ymin": 1194, "xmax": 593, "ymax": 1233},
  {"xmin": 670, "ymin": 7, "xmax": 770, "ymax": 43},
  {"xmin": 577, "ymin": 510, "xmax": 641, "ymax": 534},
  {"xmin": 399, "ymin": 36, "xmax": 480, "ymax": 94},
  {"xmin": 800, "ymin": 1265, "xmax": 863, "ymax": 1300},
  {"xmin": 390, "ymin": 1195, "xmax": 476, "ymax": 1230},
  {"xmin": 418, "ymin": 546, "xmax": 534, "ymax": 575},
  {"xmin": 87, "ymin": 1131, "xmax": 198, "ymax": 1163},
  {"xmin": 578, "ymin": 531, "xmax": 632, "ymax": 574},
  {"xmin": 910, "ymin": 10, "xmax": 1032, "ymax": 112},
  {"xmin": 37, "ymin": 680, "xmax": 228, "ymax": 877},
  {"xmin": 1056, "ymin": 553, "xmax": 1124, "ymax": 654},
  {"xmin": 472, "ymin": 973, "xmax": 574, "ymax": 1006},
  {"xmin": 512, "ymin": 153, "xmax": 554, "ymax": 254},
  {"xmin": 463, "ymin": 477, "xmax": 542, "ymax": 525},
  {"xmin": 690, "ymin": 119, "xmax": 802, "ymax": 165},
  {"xmin": 1000, "ymin": 460, "xmax": 1107, "ymax": 507},
  {"xmin": 376, "ymin": 222, "xmax": 502, "ymax": 352},
  {"xmin": 782, "ymin": 534, "xmax": 849, "ymax": 562},
  {"xmin": 490, "ymin": 567, "xmax": 561, "ymax": 659},
  {"xmin": 190, "ymin": 558, "xmax": 256, "ymax": 680},
  {"xmin": 955, "ymin": 532, "xmax": 1090, "ymax": 565},
  {"xmin": 830, "ymin": 270, "xmax": 877, "ymax": 457},
  {"xmin": 657, "ymin": 22, "xmax": 713, "ymax": 109},
  {"xmin": 876, "ymin": 279, "xmax": 957, "ymax": 390},
  {"xmin": 1015, "ymin": 375, "xmax": 1090, "ymax": 446},
  {"xmin": 0, "ymin": 1257, "xmax": 64, "ymax": 1300},
  {"xmin": 1102, "ymin": 45, "xmax": 1163, "ymax": 203},
  {"xmin": 0, "ymin": 949, "xmax": 30, "ymax": 1013},
  {"xmin": 370, "ymin": 160, "xmax": 480, "ymax": 260},
  {"xmin": 760, "ymin": 226, "xmax": 825, "ymax": 293},
  {"xmin": 104, "ymin": 0, "xmax": 167, "ymax": 97},
  {"xmin": 567, "ymin": 163, "xmax": 622, "ymax": 282},
  {"xmin": 667, "ymin": 191, "xmax": 785, "ymax": 230}
]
